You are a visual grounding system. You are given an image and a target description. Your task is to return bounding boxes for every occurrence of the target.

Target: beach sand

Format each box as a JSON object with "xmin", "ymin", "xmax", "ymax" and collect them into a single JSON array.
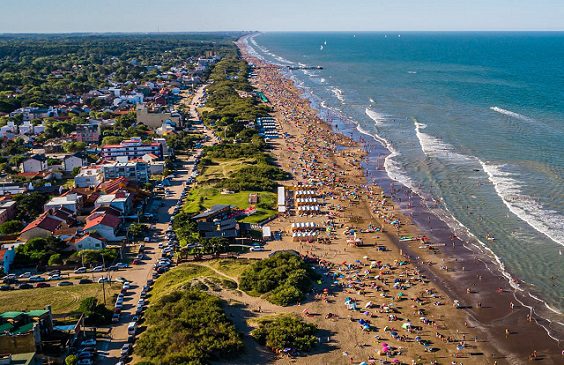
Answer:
[{"xmin": 219, "ymin": 36, "xmax": 563, "ymax": 365}]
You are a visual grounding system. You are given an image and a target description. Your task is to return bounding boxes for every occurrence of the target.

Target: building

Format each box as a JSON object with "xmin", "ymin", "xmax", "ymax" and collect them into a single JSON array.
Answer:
[
  {"xmin": 135, "ymin": 103, "xmax": 181, "ymax": 129},
  {"xmin": 0, "ymin": 308, "xmax": 53, "ymax": 355},
  {"xmin": 69, "ymin": 232, "xmax": 106, "ymax": 251},
  {"xmin": 83, "ymin": 211, "xmax": 122, "ymax": 241},
  {"xmin": 19, "ymin": 155, "xmax": 47, "ymax": 173},
  {"xmin": 19, "ymin": 209, "xmax": 73, "ymax": 241},
  {"xmin": 43, "ymin": 193, "xmax": 83, "ymax": 213},
  {"xmin": 74, "ymin": 167, "xmax": 103, "ymax": 188},
  {"xmin": 193, "ymin": 205, "xmax": 239, "ymax": 239},
  {"xmin": 101, "ymin": 161, "xmax": 150, "ymax": 184},
  {"xmin": 100, "ymin": 137, "xmax": 163, "ymax": 160},
  {"xmin": 94, "ymin": 191, "xmax": 132, "ymax": 215},
  {"xmin": 62, "ymin": 153, "xmax": 86, "ymax": 172},
  {"xmin": 0, "ymin": 200, "xmax": 16, "ymax": 225},
  {"xmin": 0, "ymin": 247, "xmax": 15, "ymax": 274},
  {"xmin": 74, "ymin": 123, "xmax": 100, "ymax": 143}
]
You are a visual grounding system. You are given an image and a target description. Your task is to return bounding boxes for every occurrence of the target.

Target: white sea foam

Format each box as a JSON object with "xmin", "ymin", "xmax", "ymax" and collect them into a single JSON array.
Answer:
[
  {"xmin": 365, "ymin": 108, "xmax": 392, "ymax": 127},
  {"xmin": 490, "ymin": 106, "xmax": 535, "ymax": 123},
  {"xmin": 414, "ymin": 120, "xmax": 474, "ymax": 163},
  {"xmin": 355, "ymin": 124, "xmax": 419, "ymax": 194},
  {"xmin": 331, "ymin": 87, "xmax": 345, "ymax": 103},
  {"xmin": 479, "ymin": 161, "xmax": 564, "ymax": 246},
  {"xmin": 369, "ymin": 98, "xmax": 375, "ymax": 103}
]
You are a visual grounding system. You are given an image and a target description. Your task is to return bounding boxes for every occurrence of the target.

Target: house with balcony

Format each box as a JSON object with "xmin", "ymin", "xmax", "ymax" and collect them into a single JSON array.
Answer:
[{"xmin": 100, "ymin": 137, "xmax": 163, "ymax": 160}]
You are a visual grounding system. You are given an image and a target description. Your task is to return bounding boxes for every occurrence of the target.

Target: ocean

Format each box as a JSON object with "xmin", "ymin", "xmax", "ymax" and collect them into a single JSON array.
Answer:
[{"xmin": 246, "ymin": 32, "xmax": 564, "ymax": 332}]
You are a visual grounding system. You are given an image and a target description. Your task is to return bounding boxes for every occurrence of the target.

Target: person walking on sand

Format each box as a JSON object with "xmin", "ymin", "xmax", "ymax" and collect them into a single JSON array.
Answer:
[{"xmin": 505, "ymin": 328, "xmax": 510, "ymax": 338}]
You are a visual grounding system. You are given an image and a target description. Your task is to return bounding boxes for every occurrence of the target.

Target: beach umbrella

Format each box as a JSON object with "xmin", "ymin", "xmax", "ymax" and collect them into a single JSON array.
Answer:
[{"xmin": 359, "ymin": 362, "xmax": 368, "ymax": 365}]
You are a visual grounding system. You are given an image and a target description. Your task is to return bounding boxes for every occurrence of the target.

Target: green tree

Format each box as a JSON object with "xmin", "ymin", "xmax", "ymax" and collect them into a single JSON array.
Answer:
[
  {"xmin": 15, "ymin": 192, "xmax": 51, "ymax": 222},
  {"xmin": 0, "ymin": 220, "xmax": 23, "ymax": 235},
  {"xmin": 251, "ymin": 315, "xmax": 318, "ymax": 353},
  {"xmin": 48, "ymin": 253, "xmax": 63, "ymax": 266}
]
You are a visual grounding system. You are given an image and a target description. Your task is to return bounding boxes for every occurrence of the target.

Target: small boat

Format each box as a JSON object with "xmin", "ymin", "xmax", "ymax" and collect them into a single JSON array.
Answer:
[
  {"xmin": 320, "ymin": 45, "xmax": 324, "ymax": 51},
  {"xmin": 486, "ymin": 234, "xmax": 496, "ymax": 241}
]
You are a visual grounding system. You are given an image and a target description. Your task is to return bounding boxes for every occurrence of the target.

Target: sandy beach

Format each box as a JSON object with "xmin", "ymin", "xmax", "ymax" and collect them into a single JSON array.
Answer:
[{"xmin": 209, "ymin": 35, "xmax": 564, "ymax": 365}]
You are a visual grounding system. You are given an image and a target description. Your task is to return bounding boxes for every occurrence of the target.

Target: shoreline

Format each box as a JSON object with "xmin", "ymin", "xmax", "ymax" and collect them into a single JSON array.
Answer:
[{"xmin": 237, "ymin": 34, "xmax": 562, "ymax": 363}]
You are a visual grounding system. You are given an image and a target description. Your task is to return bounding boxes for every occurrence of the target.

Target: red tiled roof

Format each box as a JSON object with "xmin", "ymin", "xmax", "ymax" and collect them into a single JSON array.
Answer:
[
  {"xmin": 21, "ymin": 212, "xmax": 63, "ymax": 234},
  {"xmin": 84, "ymin": 212, "xmax": 120, "ymax": 230}
]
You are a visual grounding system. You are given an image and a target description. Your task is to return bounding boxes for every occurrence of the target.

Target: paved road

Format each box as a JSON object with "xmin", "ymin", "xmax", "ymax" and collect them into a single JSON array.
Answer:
[{"xmin": 97, "ymin": 85, "xmax": 216, "ymax": 364}]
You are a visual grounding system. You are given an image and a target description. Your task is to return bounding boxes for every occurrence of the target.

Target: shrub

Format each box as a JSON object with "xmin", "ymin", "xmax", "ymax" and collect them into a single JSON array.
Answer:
[
  {"xmin": 136, "ymin": 289, "xmax": 243, "ymax": 365},
  {"xmin": 239, "ymin": 252, "xmax": 319, "ymax": 306},
  {"xmin": 251, "ymin": 315, "xmax": 318, "ymax": 353},
  {"xmin": 0, "ymin": 220, "xmax": 23, "ymax": 235}
]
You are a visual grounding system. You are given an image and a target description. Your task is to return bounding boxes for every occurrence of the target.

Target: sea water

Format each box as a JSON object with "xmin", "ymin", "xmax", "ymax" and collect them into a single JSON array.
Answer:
[{"xmin": 247, "ymin": 32, "xmax": 564, "ymax": 326}]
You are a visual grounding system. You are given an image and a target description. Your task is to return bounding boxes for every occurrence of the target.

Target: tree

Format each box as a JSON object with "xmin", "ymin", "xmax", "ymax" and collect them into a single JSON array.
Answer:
[
  {"xmin": 48, "ymin": 253, "xmax": 63, "ymax": 266},
  {"xmin": 77, "ymin": 297, "xmax": 113, "ymax": 325},
  {"xmin": 128, "ymin": 223, "xmax": 147, "ymax": 241},
  {"xmin": 251, "ymin": 315, "xmax": 318, "ymax": 353},
  {"xmin": 0, "ymin": 220, "xmax": 23, "ymax": 235},
  {"xmin": 15, "ymin": 192, "xmax": 51, "ymax": 222}
]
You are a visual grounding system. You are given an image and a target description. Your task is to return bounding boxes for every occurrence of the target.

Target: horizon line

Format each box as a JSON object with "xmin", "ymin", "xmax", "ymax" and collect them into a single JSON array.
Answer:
[{"xmin": 1, "ymin": 29, "xmax": 563, "ymax": 36}]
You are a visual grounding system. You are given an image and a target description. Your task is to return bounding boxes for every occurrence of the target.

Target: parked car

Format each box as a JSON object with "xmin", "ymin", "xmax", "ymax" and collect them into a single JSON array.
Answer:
[
  {"xmin": 116, "ymin": 277, "xmax": 128, "ymax": 283},
  {"xmin": 57, "ymin": 281, "xmax": 73, "ymax": 287},
  {"xmin": 36, "ymin": 282, "xmax": 51, "ymax": 288},
  {"xmin": 122, "ymin": 282, "xmax": 130, "ymax": 290},
  {"xmin": 0, "ymin": 285, "xmax": 12, "ymax": 291},
  {"xmin": 46, "ymin": 270, "xmax": 60, "ymax": 276},
  {"xmin": 48, "ymin": 274, "xmax": 61, "ymax": 280},
  {"xmin": 91, "ymin": 266, "xmax": 104, "ymax": 272},
  {"xmin": 80, "ymin": 339, "xmax": 96, "ymax": 347},
  {"xmin": 131, "ymin": 259, "xmax": 141, "ymax": 265},
  {"xmin": 98, "ymin": 277, "xmax": 111, "ymax": 283},
  {"xmin": 250, "ymin": 246, "xmax": 265, "ymax": 252},
  {"xmin": 120, "ymin": 343, "xmax": 132, "ymax": 357},
  {"xmin": 74, "ymin": 267, "xmax": 87, "ymax": 274},
  {"xmin": 116, "ymin": 263, "xmax": 129, "ymax": 269},
  {"xmin": 78, "ymin": 279, "xmax": 93, "ymax": 285},
  {"xmin": 18, "ymin": 283, "xmax": 33, "ymax": 289},
  {"xmin": 18, "ymin": 272, "xmax": 31, "ymax": 278},
  {"xmin": 28, "ymin": 275, "xmax": 45, "ymax": 282},
  {"xmin": 112, "ymin": 313, "xmax": 120, "ymax": 323},
  {"xmin": 108, "ymin": 265, "xmax": 119, "ymax": 271}
]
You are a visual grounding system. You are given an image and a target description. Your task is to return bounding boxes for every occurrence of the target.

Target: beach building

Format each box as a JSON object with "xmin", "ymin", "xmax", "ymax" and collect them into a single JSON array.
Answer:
[
  {"xmin": 19, "ymin": 211, "xmax": 68, "ymax": 241},
  {"xmin": 101, "ymin": 161, "xmax": 150, "ymax": 184},
  {"xmin": 101, "ymin": 137, "xmax": 163, "ymax": 160},
  {"xmin": 69, "ymin": 232, "xmax": 106, "ymax": 251}
]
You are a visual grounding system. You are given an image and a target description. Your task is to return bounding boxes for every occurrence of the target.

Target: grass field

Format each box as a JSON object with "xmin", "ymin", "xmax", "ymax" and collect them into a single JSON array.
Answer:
[
  {"xmin": 150, "ymin": 264, "xmax": 214, "ymax": 300},
  {"xmin": 207, "ymin": 258, "xmax": 254, "ymax": 280},
  {"xmin": 183, "ymin": 186, "xmax": 277, "ymax": 223},
  {"xmin": 198, "ymin": 157, "xmax": 255, "ymax": 182},
  {"xmin": 0, "ymin": 283, "xmax": 121, "ymax": 314}
]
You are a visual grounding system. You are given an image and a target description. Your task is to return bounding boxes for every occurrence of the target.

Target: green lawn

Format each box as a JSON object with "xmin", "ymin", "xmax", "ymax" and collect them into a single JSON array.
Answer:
[
  {"xmin": 183, "ymin": 187, "xmax": 277, "ymax": 223},
  {"xmin": 198, "ymin": 157, "xmax": 256, "ymax": 182},
  {"xmin": 207, "ymin": 259, "xmax": 254, "ymax": 280},
  {"xmin": 0, "ymin": 283, "xmax": 121, "ymax": 314},
  {"xmin": 150, "ymin": 264, "xmax": 214, "ymax": 300}
]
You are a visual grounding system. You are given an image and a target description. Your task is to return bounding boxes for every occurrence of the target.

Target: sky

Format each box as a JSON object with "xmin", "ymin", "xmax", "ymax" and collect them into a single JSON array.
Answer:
[{"xmin": 0, "ymin": 0, "xmax": 562, "ymax": 33}]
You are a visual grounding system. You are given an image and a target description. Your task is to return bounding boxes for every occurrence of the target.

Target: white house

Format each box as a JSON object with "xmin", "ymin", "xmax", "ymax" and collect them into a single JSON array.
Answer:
[
  {"xmin": 63, "ymin": 153, "xmax": 86, "ymax": 172},
  {"xmin": 74, "ymin": 167, "xmax": 103, "ymax": 188},
  {"xmin": 94, "ymin": 191, "xmax": 132, "ymax": 215},
  {"xmin": 70, "ymin": 232, "xmax": 106, "ymax": 251},
  {"xmin": 44, "ymin": 193, "xmax": 83, "ymax": 213},
  {"xmin": 20, "ymin": 155, "xmax": 48, "ymax": 173}
]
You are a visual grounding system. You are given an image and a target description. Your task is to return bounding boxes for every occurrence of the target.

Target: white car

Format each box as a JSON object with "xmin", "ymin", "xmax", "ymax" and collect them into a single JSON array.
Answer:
[
  {"xmin": 18, "ymin": 272, "xmax": 31, "ymax": 278},
  {"xmin": 250, "ymin": 246, "xmax": 265, "ymax": 252},
  {"xmin": 91, "ymin": 266, "xmax": 104, "ymax": 272}
]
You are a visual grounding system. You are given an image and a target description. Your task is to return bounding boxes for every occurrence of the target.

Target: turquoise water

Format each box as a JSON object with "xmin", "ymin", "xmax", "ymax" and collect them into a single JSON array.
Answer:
[{"xmin": 247, "ymin": 32, "xmax": 564, "ymax": 322}]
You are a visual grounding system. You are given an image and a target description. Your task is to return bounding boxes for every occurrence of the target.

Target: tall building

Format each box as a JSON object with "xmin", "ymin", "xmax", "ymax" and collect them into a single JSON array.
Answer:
[{"xmin": 100, "ymin": 137, "xmax": 163, "ymax": 160}]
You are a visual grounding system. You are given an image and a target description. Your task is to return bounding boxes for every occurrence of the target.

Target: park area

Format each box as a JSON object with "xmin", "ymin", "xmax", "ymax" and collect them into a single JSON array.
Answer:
[{"xmin": 0, "ymin": 283, "xmax": 121, "ymax": 314}]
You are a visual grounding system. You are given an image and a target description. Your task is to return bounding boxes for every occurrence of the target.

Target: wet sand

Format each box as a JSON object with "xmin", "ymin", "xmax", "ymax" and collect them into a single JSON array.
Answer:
[{"xmin": 236, "ymin": 35, "xmax": 562, "ymax": 364}]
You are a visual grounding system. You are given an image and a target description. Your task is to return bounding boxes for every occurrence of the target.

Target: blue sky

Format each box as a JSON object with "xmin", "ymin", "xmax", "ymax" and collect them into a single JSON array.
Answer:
[{"xmin": 0, "ymin": 0, "xmax": 562, "ymax": 33}]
